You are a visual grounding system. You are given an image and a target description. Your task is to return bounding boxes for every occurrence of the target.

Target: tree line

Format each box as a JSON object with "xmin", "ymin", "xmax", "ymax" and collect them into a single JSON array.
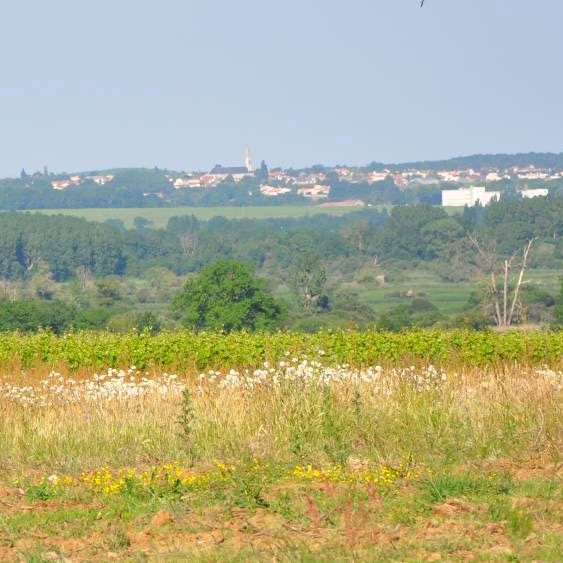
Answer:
[
  {"xmin": 366, "ymin": 152, "xmax": 563, "ymax": 172},
  {"xmin": 2, "ymin": 195, "xmax": 563, "ymax": 332},
  {"xmin": 2, "ymin": 195, "xmax": 563, "ymax": 283}
]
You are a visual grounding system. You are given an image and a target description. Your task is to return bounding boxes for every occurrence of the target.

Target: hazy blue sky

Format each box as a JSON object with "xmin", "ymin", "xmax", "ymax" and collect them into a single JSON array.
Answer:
[{"xmin": 1, "ymin": 0, "xmax": 562, "ymax": 176}]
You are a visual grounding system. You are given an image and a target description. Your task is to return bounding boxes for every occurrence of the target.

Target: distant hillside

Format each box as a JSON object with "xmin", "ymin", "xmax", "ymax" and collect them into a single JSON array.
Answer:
[{"xmin": 367, "ymin": 152, "xmax": 563, "ymax": 171}]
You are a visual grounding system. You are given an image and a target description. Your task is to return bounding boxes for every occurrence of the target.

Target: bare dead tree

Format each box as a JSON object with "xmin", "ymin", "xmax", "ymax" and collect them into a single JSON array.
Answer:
[
  {"xmin": 469, "ymin": 235, "xmax": 502, "ymax": 326},
  {"xmin": 469, "ymin": 235, "xmax": 536, "ymax": 328},
  {"xmin": 75, "ymin": 265, "xmax": 94, "ymax": 290},
  {"xmin": 23, "ymin": 246, "xmax": 41, "ymax": 272},
  {"xmin": 179, "ymin": 232, "xmax": 199, "ymax": 258},
  {"xmin": 507, "ymin": 239, "xmax": 535, "ymax": 326}
]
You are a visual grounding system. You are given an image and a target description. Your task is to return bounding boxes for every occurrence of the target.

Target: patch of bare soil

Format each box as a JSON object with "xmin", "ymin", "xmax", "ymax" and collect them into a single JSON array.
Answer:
[
  {"xmin": 1, "ymin": 467, "xmax": 561, "ymax": 561},
  {"xmin": 483, "ymin": 455, "xmax": 563, "ymax": 481},
  {"xmin": 432, "ymin": 498, "xmax": 478, "ymax": 517}
]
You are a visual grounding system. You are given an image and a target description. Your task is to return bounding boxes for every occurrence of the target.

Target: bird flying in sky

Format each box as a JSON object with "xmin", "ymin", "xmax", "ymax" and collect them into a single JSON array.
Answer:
[{"xmin": 421, "ymin": 0, "xmax": 425, "ymax": 6}]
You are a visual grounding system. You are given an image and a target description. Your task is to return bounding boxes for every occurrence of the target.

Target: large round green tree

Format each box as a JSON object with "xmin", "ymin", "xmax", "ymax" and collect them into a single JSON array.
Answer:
[{"xmin": 172, "ymin": 260, "xmax": 284, "ymax": 331}]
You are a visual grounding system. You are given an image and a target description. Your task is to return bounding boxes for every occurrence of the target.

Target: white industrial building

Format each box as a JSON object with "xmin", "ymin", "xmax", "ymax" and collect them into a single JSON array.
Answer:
[
  {"xmin": 442, "ymin": 186, "xmax": 500, "ymax": 207},
  {"xmin": 521, "ymin": 188, "xmax": 549, "ymax": 198},
  {"xmin": 442, "ymin": 186, "xmax": 549, "ymax": 207}
]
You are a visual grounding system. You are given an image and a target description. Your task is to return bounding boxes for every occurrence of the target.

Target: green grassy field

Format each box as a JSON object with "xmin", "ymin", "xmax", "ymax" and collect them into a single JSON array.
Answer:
[
  {"xmin": 22, "ymin": 206, "xmax": 364, "ymax": 228},
  {"xmin": 20, "ymin": 205, "xmax": 463, "ymax": 230},
  {"xmin": 354, "ymin": 268, "xmax": 562, "ymax": 315}
]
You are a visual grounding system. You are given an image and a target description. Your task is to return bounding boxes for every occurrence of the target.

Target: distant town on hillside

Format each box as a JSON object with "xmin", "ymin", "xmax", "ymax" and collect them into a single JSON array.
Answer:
[{"xmin": 2, "ymin": 151, "xmax": 563, "ymax": 210}]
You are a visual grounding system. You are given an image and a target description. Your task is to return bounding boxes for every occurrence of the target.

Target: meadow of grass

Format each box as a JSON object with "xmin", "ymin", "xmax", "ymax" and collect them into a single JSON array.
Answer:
[
  {"xmin": 19, "ymin": 204, "xmax": 466, "ymax": 230},
  {"xmin": 354, "ymin": 271, "xmax": 472, "ymax": 315},
  {"xmin": 0, "ymin": 353, "xmax": 562, "ymax": 560},
  {"xmin": 23, "ymin": 206, "xmax": 362, "ymax": 228},
  {"xmin": 354, "ymin": 268, "xmax": 562, "ymax": 316}
]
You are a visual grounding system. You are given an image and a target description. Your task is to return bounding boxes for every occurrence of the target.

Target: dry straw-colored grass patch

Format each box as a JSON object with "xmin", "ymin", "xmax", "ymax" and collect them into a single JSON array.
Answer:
[{"xmin": 0, "ymin": 360, "xmax": 561, "ymax": 476}]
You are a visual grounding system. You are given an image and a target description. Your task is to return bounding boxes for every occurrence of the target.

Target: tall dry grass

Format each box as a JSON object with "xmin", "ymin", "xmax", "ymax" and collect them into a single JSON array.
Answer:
[{"xmin": 0, "ymin": 364, "xmax": 561, "ymax": 477}]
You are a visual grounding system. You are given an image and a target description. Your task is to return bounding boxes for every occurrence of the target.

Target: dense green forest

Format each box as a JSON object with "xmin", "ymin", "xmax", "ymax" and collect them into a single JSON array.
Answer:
[
  {"xmin": 1, "ymin": 194, "xmax": 563, "ymax": 333},
  {"xmin": 4, "ymin": 195, "xmax": 563, "ymax": 281},
  {"xmin": 366, "ymin": 152, "xmax": 563, "ymax": 172}
]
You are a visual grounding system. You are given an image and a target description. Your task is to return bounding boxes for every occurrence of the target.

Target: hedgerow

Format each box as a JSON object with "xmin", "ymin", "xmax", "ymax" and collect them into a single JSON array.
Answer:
[{"xmin": 0, "ymin": 329, "xmax": 562, "ymax": 371}]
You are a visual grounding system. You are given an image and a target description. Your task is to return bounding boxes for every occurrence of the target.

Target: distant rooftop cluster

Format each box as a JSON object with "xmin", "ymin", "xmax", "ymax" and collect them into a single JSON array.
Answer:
[
  {"xmin": 167, "ymin": 155, "xmax": 560, "ymax": 205},
  {"xmin": 40, "ymin": 150, "xmax": 562, "ymax": 206},
  {"xmin": 51, "ymin": 174, "xmax": 114, "ymax": 190}
]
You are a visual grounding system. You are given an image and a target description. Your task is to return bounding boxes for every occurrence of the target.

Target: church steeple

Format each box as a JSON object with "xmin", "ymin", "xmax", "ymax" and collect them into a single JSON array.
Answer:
[{"xmin": 245, "ymin": 147, "xmax": 254, "ymax": 173}]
